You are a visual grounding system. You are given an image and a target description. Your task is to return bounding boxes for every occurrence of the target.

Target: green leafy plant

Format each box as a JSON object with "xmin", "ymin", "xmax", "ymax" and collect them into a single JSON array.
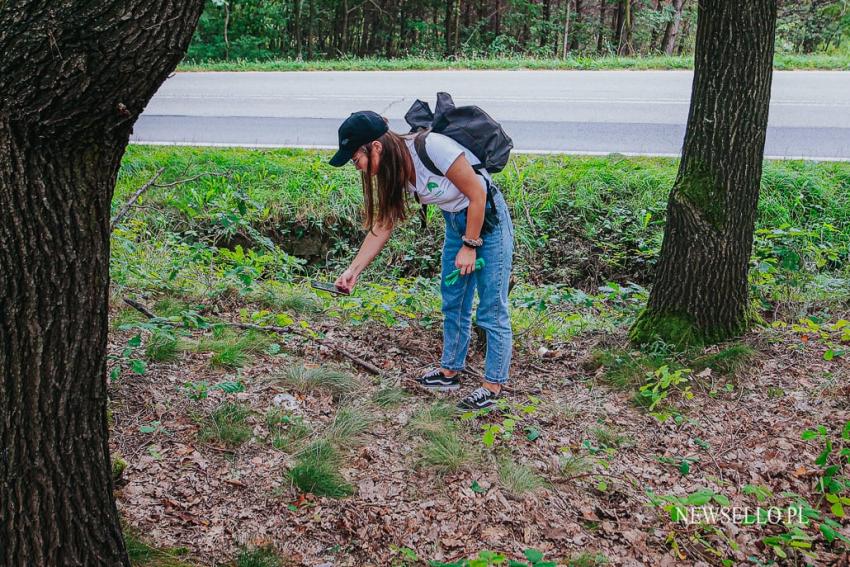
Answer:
[{"xmin": 635, "ymin": 365, "xmax": 693, "ymax": 413}]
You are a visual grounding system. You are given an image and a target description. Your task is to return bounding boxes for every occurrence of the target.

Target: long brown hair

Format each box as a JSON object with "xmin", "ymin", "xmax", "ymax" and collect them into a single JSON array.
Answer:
[{"xmin": 361, "ymin": 130, "xmax": 414, "ymax": 231}]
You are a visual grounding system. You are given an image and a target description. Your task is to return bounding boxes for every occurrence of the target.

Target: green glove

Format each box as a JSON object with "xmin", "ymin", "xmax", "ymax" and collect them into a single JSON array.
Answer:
[{"xmin": 445, "ymin": 258, "xmax": 486, "ymax": 286}]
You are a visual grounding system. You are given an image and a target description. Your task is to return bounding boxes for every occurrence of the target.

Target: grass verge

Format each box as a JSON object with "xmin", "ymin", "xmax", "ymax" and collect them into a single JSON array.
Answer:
[{"xmin": 178, "ymin": 54, "xmax": 850, "ymax": 72}]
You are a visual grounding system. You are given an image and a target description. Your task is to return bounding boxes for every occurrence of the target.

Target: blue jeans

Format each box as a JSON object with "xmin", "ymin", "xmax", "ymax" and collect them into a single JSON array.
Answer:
[{"xmin": 440, "ymin": 190, "xmax": 514, "ymax": 385}]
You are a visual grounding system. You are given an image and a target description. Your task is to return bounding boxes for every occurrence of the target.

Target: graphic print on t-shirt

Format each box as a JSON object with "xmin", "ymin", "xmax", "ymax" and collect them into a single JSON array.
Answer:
[
  {"xmin": 405, "ymin": 133, "xmax": 488, "ymax": 213},
  {"xmin": 426, "ymin": 179, "xmax": 446, "ymax": 198}
]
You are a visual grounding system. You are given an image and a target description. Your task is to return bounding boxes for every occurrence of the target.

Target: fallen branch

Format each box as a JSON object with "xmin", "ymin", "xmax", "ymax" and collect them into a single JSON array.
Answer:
[
  {"xmin": 110, "ymin": 168, "xmax": 228, "ymax": 230},
  {"xmin": 122, "ymin": 298, "xmax": 384, "ymax": 376},
  {"xmin": 111, "ymin": 167, "xmax": 165, "ymax": 229}
]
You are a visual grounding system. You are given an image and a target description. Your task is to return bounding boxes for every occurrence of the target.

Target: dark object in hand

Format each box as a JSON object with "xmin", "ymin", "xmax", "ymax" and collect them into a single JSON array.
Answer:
[{"xmin": 311, "ymin": 280, "xmax": 350, "ymax": 296}]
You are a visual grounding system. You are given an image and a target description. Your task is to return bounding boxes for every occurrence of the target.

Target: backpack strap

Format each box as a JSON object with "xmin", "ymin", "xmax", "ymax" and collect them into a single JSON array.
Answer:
[
  {"xmin": 413, "ymin": 131, "xmax": 443, "ymax": 177},
  {"xmin": 412, "ymin": 131, "xmax": 499, "ymax": 232},
  {"xmin": 412, "ymin": 132, "xmax": 438, "ymax": 229}
]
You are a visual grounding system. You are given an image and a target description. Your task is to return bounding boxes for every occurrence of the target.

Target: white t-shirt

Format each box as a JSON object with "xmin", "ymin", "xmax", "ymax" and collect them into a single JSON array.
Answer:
[{"xmin": 404, "ymin": 133, "xmax": 489, "ymax": 213}]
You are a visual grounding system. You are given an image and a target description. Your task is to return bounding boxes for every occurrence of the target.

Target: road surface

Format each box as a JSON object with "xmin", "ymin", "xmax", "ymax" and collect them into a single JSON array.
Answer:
[{"xmin": 133, "ymin": 70, "xmax": 850, "ymax": 160}]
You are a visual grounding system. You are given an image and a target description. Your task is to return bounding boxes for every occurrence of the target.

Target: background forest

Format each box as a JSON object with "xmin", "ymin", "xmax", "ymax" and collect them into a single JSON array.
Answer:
[{"xmin": 185, "ymin": 0, "xmax": 850, "ymax": 62}]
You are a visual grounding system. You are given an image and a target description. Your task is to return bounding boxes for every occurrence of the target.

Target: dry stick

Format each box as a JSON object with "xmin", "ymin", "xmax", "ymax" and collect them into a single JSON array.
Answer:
[
  {"xmin": 121, "ymin": 298, "xmax": 384, "ymax": 376},
  {"xmin": 230, "ymin": 321, "xmax": 384, "ymax": 376},
  {"xmin": 110, "ymin": 168, "xmax": 228, "ymax": 230},
  {"xmin": 110, "ymin": 167, "xmax": 166, "ymax": 229}
]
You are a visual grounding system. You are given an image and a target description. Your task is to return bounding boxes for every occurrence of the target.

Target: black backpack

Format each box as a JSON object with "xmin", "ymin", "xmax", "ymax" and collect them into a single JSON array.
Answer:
[
  {"xmin": 404, "ymin": 92, "xmax": 513, "ymax": 176},
  {"xmin": 404, "ymin": 92, "xmax": 512, "ymax": 230}
]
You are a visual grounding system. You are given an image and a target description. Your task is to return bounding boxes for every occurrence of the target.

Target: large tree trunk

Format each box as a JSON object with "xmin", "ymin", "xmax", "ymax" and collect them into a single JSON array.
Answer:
[
  {"xmin": 0, "ymin": 2, "xmax": 203, "ymax": 565},
  {"xmin": 597, "ymin": 0, "xmax": 608, "ymax": 52},
  {"xmin": 617, "ymin": 0, "xmax": 634, "ymax": 55},
  {"xmin": 629, "ymin": 0, "xmax": 777, "ymax": 347},
  {"xmin": 569, "ymin": 0, "xmax": 583, "ymax": 51},
  {"xmin": 661, "ymin": 0, "xmax": 686, "ymax": 55}
]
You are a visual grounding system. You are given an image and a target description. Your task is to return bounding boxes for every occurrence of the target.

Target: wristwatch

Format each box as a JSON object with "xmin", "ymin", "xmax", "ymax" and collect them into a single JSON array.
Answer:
[{"xmin": 462, "ymin": 236, "xmax": 484, "ymax": 248}]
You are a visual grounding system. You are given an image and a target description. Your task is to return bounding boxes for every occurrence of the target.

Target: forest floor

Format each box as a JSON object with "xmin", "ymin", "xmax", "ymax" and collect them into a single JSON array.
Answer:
[
  {"xmin": 110, "ymin": 146, "xmax": 850, "ymax": 566},
  {"xmin": 109, "ymin": 289, "xmax": 850, "ymax": 567}
]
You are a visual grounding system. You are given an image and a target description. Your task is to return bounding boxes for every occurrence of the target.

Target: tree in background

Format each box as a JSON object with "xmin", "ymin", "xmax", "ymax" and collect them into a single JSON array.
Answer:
[
  {"xmin": 0, "ymin": 2, "xmax": 204, "ymax": 565},
  {"xmin": 629, "ymin": 0, "xmax": 778, "ymax": 348},
  {"xmin": 184, "ymin": 0, "xmax": 846, "ymax": 61}
]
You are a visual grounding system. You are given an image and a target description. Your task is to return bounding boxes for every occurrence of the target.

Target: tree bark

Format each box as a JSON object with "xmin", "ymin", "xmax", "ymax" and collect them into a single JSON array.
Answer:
[
  {"xmin": 630, "ymin": 0, "xmax": 777, "ymax": 347},
  {"xmin": 662, "ymin": 0, "xmax": 686, "ymax": 55},
  {"xmin": 617, "ymin": 0, "xmax": 634, "ymax": 55},
  {"xmin": 294, "ymin": 0, "xmax": 304, "ymax": 59},
  {"xmin": 597, "ymin": 0, "xmax": 608, "ymax": 52},
  {"xmin": 570, "ymin": 0, "xmax": 583, "ymax": 51},
  {"xmin": 563, "ymin": 0, "xmax": 572, "ymax": 58},
  {"xmin": 0, "ymin": 1, "xmax": 203, "ymax": 565}
]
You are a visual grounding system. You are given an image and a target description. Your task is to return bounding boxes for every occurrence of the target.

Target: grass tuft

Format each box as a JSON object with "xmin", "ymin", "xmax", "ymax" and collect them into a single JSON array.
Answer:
[
  {"xmin": 409, "ymin": 403, "xmax": 471, "ymax": 474},
  {"xmin": 559, "ymin": 452, "xmax": 593, "ymax": 478},
  {"xmin": 324, "ymin": 406, "xmax": 372, "ymax": 445},
  {"xmin": 371, "ymin": 385, "xmax": 409, "ymax": 407},
  {"xmin": 591, "ymin": 425, "xmax": 632, "ymax": 449},
  {"xmin": 152, "ymin": 297, "xmax": 191, "ymax": 318},
  {"xmin": 279, "ymin": 364, "xmax": 359, "ymax": 400},
  {"xmin": 197, "ymin": 328, "xmax": 273, "ymax": 369},
  {"xmin": 288, "ymin": 439, "xmax": 353, "ymax": 497},
  {"xmin": 252, "ymin": 284, "xmax": 323, "ymax": 314},
  {"xmin": 235, "ymin": 546, "xmax": 282, "ymax": 567},
  {"xmin": 266, "ymin": 409, "xmax": 311, "ymax": 452},
  {"xmin": 145, "ymin": 331, "xmax": 180, "ymax": 362},
  {"xmin": 498, "ymin": 458, "xmax": 547, "ymax": 495},
  {"xmin": 125, "ymin": 532, "xmax": 194, "ymax": 567},
  {"xmin": 199, "ymin": 402, "xmax": 252, "ymax": 447},
  {"xmin": 692, "ymin": 344, "xmax": 757, "ymax": 375},
  {"xmin": 589, "ymin": 348, "xmax": 667, "ymax": 390},
  {"xmin": 567, "ymin": 552, "xmax": 609, "ymax": 567}
]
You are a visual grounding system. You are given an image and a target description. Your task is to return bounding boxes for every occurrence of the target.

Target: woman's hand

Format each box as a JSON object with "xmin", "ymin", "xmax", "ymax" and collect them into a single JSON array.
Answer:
[
  {"xmin": 455, "ymin": 245, "xmax": 477, "ymax": 276},
  {"xmin": 335, "ymin": 268, "xmax": 358, "ymax": 293}
]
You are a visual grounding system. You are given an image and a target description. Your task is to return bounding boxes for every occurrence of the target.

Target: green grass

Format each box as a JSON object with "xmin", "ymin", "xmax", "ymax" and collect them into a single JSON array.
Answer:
[
  {"xmin": 409, "ymin": 403, "xmax": 472, "ymax": 474},
  {"xmin": 115, "ymin": 146, "xmax": 850, "ymax": 292},
  {"xmin": 287, "ymin": 439, "xmax": 353, "ymax": 497},
  {"xmin": 567, "ymin": 552, "xmax": 609, "ymax": 567},
  {"xmin": 279, "ymin": 364, "xmax": 359, "ymax": 400},
  {"xmin": 691, "ymin": 344, "xmax": 757, "ymax": 375},
  {"xmin": 145, "ymin": 331, "xmax": 180, "ymax": 362},
  {"xmin": 266, "ymin": 409, "xmax": 311, "ymax": 452},
  {"xmin": 590, "ymin": 425, "xmax": 632, "ymax": 449},
  {"xmin": 152, "ymin": 297, "xmax": 192, "ymax": 318},
  {"xmin": 235, "ymin": 546, "xmax": 282, "ymax": 567},
  {"xmin": 177, "ymin": 53, "xmax": 850, "ymax": 72},
  {"xmin": 112, "ymin": 306, "xmax": 146, "ymax": 328},
  {"xmin": 324, "ymin": 406, "xmax": 372, "ymax": 445},
  {"xmin": 195, "ymin": 328, "xmax": 273, "ymax": 369},
  {"xmin": 250, "ymin": 283, "xmax": 322, "ymax": 314},
  {"xmin": 371, "ymin": 385, "xmax": 409, "ymax": 407},
  {"xmin": 589, "ymin": 348, "xmax": 669, "ymax": 390},
  {"xmin": 199, "ymin": 402, "xmax": 252, "ymax": 447},
  {"xmin": 498, "ymin": 458, "xmax": 547, "ymax": 495},
  {"xmin": 125, "ymin": 532, "xmax": 194, "ymax": 567},
  {"xmin": 559, "ymin": 452, "xmax": 593, "ymax": 478}
]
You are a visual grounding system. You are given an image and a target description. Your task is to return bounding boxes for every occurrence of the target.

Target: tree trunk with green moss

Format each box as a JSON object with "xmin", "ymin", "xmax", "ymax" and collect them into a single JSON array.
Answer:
[
  {"xmin": 0, "ymin": 2, "xmax": 203, "ymax": 565},
  {"xmin": 629, "ymin": 0, "xmax": 777, "ymax": 348}
]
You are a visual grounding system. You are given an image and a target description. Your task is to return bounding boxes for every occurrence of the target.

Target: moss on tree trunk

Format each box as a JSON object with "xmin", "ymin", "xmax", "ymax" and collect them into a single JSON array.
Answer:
[{"xmin": 629, "ymin": 0, "xmax": 777, "ymax": 349}]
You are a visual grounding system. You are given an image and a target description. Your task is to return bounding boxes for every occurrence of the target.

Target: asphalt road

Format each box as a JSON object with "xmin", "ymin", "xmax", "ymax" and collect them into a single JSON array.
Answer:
[{"xmin": 133, "ymin": 70, "xmax": 850, "ymax": 160}]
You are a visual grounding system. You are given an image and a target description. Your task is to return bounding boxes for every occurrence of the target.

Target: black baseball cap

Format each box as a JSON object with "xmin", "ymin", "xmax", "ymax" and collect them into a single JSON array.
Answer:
[{"xmin": 329, "ymin": 111, "xmax": 389, "ymax": 167}]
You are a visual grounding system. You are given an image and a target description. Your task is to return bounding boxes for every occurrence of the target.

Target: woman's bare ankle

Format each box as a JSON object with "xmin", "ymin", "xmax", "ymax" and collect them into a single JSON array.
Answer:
[{"xmin": 440, "ymin": 368, "xmax": 458, "ymax": 377}]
